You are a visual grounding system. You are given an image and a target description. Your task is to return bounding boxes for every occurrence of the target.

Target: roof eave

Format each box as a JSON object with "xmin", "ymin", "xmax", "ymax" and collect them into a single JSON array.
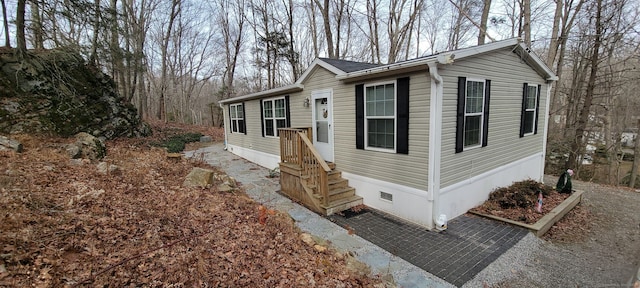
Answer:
[
  {"xmin": 335, "ymin": 57, "xmax": 437, "ymax": 82},
  {"xmin": 513, "ymin": 42, "xmax": 558, "ymax": 81},
  {"xmin": 336, "ymin": 38, "xmax": 522, "ymax": 81},
  {"xmin": 296, "ymin": 58, "xmax": 346, "ymax": 84},
  {"xmin": 219, "ymin": 83, "xmax": 304, "ymax": 104}
]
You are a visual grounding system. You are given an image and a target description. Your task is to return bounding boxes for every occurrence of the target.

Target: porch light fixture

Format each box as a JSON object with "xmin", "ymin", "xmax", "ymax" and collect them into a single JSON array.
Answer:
[{"xmin": 303, "ymin": 97, "xmax": 310, "ymax": 108}]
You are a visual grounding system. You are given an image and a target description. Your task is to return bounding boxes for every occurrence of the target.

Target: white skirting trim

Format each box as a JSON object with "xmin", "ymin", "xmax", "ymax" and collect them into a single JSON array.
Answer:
[
  {"xmin": 226, "ymin": 144, "xmax": 280, "ymax": 170},
  {"xmin": 341, "ymin": 172, "xmax": 434, "ymax": 229},
  {"xmin": 438, "ymin": 153, "xmax": 544, "ymax": 220}
]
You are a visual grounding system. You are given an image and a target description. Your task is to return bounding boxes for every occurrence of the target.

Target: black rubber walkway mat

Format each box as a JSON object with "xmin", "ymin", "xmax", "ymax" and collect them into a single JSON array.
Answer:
[{"xmin": 328, "ymin": 211, "xmax": 528, "ymax": 287}]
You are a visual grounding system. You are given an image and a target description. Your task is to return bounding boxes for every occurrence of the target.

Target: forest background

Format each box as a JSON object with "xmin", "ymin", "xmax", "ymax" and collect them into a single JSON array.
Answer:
[{"xmin": 1, "ymin": 0, "xmax": 639, "ymax": 186}]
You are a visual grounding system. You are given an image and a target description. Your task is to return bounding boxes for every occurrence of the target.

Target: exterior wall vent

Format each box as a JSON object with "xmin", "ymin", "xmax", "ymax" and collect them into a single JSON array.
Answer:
[{"xmin": 380, "ymin": 191, "xmax": 393, "ymax": 202}]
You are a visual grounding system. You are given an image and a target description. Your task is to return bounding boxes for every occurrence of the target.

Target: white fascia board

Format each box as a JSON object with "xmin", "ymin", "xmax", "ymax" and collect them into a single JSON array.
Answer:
[
  {"xmin": 296, "ymin": 58, "xmax": 346, "ymax": 84},
  {"xmin": 443, "ymin": 38, "xmax": 520, "ymax": 60},
  {"xmin": 336, "ymin": 38, "xmax": 521, "ymax": 81},
  {"xmin": 515, "ymin": 42, "xmax": 559, "ymax": 81},
  {"xmin": 219, "ymin": 83, "xmax": 304, "ymax": 104}
]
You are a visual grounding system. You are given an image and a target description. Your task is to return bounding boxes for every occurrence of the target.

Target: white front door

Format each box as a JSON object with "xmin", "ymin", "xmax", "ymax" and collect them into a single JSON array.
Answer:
[{"xmin": 312, "ymin": 89, "xmax": 334, "ymax": 162}]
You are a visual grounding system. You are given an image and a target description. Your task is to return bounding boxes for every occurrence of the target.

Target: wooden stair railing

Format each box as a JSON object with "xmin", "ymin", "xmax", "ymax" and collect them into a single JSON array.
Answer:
[{"xmin": 279, "ymin": 128, "xmax": 331, "ymax": 206}]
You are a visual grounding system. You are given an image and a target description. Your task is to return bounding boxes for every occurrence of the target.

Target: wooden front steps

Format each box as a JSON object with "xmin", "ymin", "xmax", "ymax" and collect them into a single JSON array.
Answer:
[{"xmin": 280, "ymin": 162, "xmax": 362, "ymax": 216}]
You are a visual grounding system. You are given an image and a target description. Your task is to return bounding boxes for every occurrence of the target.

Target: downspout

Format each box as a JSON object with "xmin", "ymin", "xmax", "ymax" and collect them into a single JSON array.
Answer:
[
  {"xmin": 540, "ymin": 81, "xmax": 554, "ymax": 182},
  {"xmin": 219, "ymin": 102, "xmax": 228, "ymax": 150},
  {"xmin": 428, "ymin": 61, "xmax": 444, "ymax": 230}
]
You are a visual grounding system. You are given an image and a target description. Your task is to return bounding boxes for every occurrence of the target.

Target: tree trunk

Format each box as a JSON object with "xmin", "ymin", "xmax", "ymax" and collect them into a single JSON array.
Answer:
[
  {"xmin": 1, "ymin": 0, "xmax": 9, "ymax": 47},
  {"xmin": 367, "ymin": 0, "xmax": 380, "ymax": 63},
  {"xmin": 309, "ymin": 1, "xmax": 319, "ymax": 57},
  {"xmin": 478, "ymin": 0, "xmax": 491, "ymax": 45},
  {"xmin": 157, "ymin": 0, "xmax": 180, "ymax": 121},
  {"xmin": 30, "ymin": 0, "xmax": 43, "ymax": 49},
  {"xmin": 89, "ymin": 0, "xmax": 101, "ymax": 66},
  {"xmin": 313, "ymin": 0, "xmax": 334, "ymax": 58},
  {"xmin": 522, "ymin": 0, "xmax": 531, "ymax": 47},
  {"xmin": 16, "ymin": 0, "xmax": 27, "ymax": 55},
  {"xmin": 546, "ymin": 0, "xmax": 562, "ymax": 68},
  {"xmin": 630, "ymin": 119, "xmax": 640, "ymax": 188},
  {"xmin": 285, "ymin": 0, "xmax": 298, "ymax": 80}
]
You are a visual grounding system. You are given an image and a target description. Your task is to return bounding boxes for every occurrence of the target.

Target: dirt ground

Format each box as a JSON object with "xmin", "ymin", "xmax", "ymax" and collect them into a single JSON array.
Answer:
[
  {"xmin": 492, "ymin": 175, "xmax": 640, "ymax": 287},
  {"xmin": 0, "ymin": 131, "xmax": 382, "ymax": 287}
]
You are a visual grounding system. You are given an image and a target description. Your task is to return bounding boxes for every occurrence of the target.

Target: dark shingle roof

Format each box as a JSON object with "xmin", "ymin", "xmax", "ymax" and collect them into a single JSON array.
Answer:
[{"xmin": 318, "ymin": 58, "xmax": 380, "ymax": 73}]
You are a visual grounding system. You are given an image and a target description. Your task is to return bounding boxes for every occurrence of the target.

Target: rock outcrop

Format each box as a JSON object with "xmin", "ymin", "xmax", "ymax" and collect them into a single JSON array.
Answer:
[{"xmin": 0, "ymin": 48, "xmax": 150, "ymax": 139}]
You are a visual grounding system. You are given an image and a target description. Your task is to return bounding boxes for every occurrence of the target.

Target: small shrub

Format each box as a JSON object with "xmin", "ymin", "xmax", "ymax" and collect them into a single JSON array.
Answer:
[
  {"xmin": 164, "ymin": 139, "xmax": 186, "ymax": 153},
  {"xmin": 151, "ymin": 132, "xmax": 203, "ymax": 153}
]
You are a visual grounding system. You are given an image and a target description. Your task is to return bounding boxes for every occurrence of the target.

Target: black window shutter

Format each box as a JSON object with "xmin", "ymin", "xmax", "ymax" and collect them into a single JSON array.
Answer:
[
  {"xmin": 241, "ymin": 102, "xmax": 247, "ymax": 135},
  {"xmin": 520, "ymin": 83, "xmax": 528, "ymax": 138},
  {"xmin": 355, "ymin": 84, "xmax": 364, "ymax": 150},
  {"xmin": 397, "ymin": 77, "xmax": 410, "ymax": 154},
  {"xmin": 534, "ymin": 85, "xmax": 541, "ymax": 134},
  {"xmin": 482, "ymin": 80, "xmax": 491, "ymax": 147},
  {"xmin": 260, "ymin": 99, "xmax": 265, "ymax": 137},
  {"xmin": 455, "ymin": 77, "xmax": 466, "ymax": 153},
  {"xmin": 285, "ymin": 95, "xmax": 291, "ymax": 127},
  {"xmin": 228, "ymin": 104, "xmax": 232, "ymax": 133}
]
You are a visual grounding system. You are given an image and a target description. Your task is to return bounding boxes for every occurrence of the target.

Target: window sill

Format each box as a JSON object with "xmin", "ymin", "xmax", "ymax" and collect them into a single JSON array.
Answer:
[
  {"xmin": 463, "ymin": 144, "xmax": 482, "ymax": 151},
  {"xmin": 365, "ymin": 146, "xmax": 396, "ymax": 154}
]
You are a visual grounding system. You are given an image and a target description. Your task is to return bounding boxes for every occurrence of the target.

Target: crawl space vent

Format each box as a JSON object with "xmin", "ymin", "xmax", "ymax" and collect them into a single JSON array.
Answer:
[{"xmin": 380, "ymin": 191, "xmax": 393, "ymax": 202}]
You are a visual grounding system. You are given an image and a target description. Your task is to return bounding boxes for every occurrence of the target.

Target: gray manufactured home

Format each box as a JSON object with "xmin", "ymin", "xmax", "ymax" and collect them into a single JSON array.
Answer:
[{"xmin": 220, "ymin": 38, "xmax": 557, "ymax": 229}]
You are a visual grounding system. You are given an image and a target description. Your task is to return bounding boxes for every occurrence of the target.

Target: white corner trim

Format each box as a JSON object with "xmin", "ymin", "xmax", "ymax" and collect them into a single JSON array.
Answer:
[{"xmin": 541, "ymin": 84, "xmax": 553, "ymax": 183}]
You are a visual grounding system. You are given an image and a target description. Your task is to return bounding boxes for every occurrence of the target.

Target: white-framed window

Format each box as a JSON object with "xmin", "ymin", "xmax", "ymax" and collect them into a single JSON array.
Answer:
[
  {"xmin": 523, "ymin": 85, "xmax": 538, "ymax": 135},
  {"xmin": 364, "ymin": 81, "xmax": 396, "ymax": 152},
  {"xmin": 262, "ymin": 97, "xmax": 287, "ymax": 137},
  {"xmin": 230, "ymin": 103, "xmax": 244, "ymax": 133},
  {"xmin": 464, "ymin": 79, "xmax": 485, "ymax": 149}
]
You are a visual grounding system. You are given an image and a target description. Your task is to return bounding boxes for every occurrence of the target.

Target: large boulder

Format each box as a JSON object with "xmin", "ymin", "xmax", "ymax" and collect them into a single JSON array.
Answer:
[
  {"xmin": 66, "ymin": 132, "xmax": 106, "ymax": 161},
  {"xmin": 183, "ymin": 167, "xmax": 215, "ymax": 188},
  {"xmin": 0, "ymin": 135, "xmax": 22, "ymax": 152},
  {"xmin": 0, "ymin": 48, "xmax": 150, "ymax": 139}
]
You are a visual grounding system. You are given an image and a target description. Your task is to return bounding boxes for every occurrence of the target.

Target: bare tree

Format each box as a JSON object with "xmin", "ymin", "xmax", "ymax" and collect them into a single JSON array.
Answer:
[
  {"xmin": 30, "ymin": 0, "xmax": 44, "ymax": 49},
  {"xmin": 313, "ymin": 0, "xmax": 335, "ymax": 58},
  {"xmin": 17, "ymin": 0, "xmax": 27, "ymax": 55},
  {"xmin": 387, "ymin": 0, "xmax": 422, "ymax": 63},
  {"xmin": 89, "ymin": 0, "xmax": 102, "ymax": 65},
  {"xmin": 366, "ymin": 0, "xmax": 381, "ymax": 63},
  {"xmin": 478, "ymin": 0, "xmax": 491, "ymax": 44},
  {"xmin": 522, "ymin": 0, "xmax": 530, "ymax": 46},
  {"xmin": 157, "ymin": 0, "xmax": 180, "ymax": 121},
  {"xmin": 1, "ymin": 0, "xmax": 9, "ymax": 47}
]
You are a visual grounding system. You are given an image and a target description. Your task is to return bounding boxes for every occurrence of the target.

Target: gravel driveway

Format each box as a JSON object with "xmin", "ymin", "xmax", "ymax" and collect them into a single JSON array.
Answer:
[{"xmin": 464, "ymin": 175, "xmax": 640, "ymax": 288}]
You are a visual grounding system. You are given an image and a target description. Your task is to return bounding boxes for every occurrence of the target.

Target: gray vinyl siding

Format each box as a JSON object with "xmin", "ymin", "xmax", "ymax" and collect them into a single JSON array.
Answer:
[
  {"xmin": 224, "ymin": 67, "xmax": 332, "ymax": 156},
  {"xmin": 439, "ymin": 48, "xmax": 548, "ymax": 188},
  {"xmin": 333, "ymin": 71, "xmax": 431, "ymax": 191},
  {"xmin": 225, "ymin": 91, "xmax": 308, "ymax": 156}
]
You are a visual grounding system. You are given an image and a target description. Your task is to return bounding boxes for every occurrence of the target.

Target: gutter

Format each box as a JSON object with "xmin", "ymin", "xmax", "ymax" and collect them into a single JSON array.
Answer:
[
  {"xmin": 219, "ymin": 83, "xmax": 304, "ymax": 104},
  {"xmin": 428, "ymin": 60, "xmax": 445, "ymax": 230}
]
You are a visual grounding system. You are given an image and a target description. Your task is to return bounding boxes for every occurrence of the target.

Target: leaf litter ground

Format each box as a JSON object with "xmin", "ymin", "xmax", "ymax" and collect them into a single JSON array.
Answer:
[{"xmin": 0, "ymin": 128, "xmax": 382, "ymax": 287}]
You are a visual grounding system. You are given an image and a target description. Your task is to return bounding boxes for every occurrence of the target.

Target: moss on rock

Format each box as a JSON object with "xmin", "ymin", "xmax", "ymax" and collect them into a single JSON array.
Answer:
[{"xmin": 0, "ymin": 48, "xmax": 150, "ymax": 139}]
